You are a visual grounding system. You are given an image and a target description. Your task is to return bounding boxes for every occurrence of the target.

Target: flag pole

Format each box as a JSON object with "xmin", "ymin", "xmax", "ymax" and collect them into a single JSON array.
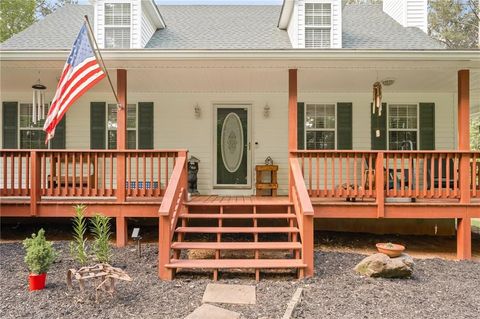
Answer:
[{"xmin": 83, "ymin": 15, "xmax": 122, "ymax": 109}]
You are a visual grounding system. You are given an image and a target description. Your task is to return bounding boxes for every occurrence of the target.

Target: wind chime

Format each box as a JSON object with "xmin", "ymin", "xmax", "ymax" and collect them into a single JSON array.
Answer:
[
  {"xmin": 31, "ymin": 77, "xmax": 47, "ymax": 124},
  {"xmin": 372, "ymin": 81, "xmax": 382, "ymax": 116},
  {"xmin": 372, "ymin": 81, "xmax": 382, "ymax": 138}
]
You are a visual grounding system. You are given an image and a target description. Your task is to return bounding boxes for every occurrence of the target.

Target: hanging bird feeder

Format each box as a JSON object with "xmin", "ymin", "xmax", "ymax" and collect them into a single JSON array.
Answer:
[
  {"xmin": 32, "ymin": 79, "xmax": 47, "ymax": 124},
  {"xmin": 372, "ymin": 81, "xmax": 382, "ymax": 117}
]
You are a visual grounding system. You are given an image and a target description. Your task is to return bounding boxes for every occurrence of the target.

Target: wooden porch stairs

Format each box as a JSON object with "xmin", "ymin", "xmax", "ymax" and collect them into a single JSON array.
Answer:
[{"xmin": 165, "ymin": 200, "xmax": 307, "ymax": 280}]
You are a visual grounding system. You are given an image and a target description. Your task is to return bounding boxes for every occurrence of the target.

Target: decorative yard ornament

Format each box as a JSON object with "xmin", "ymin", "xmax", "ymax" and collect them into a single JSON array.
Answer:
[
  {"xmin": 372, "ymin": 81, "xmax": 382, "ymax": 117},
  {"xmin": 31, "ymin": 78, "xmax": 47, "ymax": 125},
  {"xmin": 265, "ymin": 156, "xmax": 273, "ymax": 165}
]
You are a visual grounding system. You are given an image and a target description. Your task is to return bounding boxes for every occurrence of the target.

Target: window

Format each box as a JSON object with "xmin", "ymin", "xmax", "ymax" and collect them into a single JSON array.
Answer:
[
  {"xmin": 19, "ymin": 103, "xmax": 48, "ymax": 149},
  {"xmin": 305, "ymin": 103, "xmax": 336, "ymax": 149},
  {"xmin": 104, "ymin": 3, "xmax": 131, "ymax": 49},
  {"xmin": 388, "ymin": 104, "xmax": 418, "ymax": 150},
  {"xmin": 107, "ymin": 103, "xmax": 137, "ymax": 149},
  {"xmin": 305, "ymin": 2, "xmax": 332, "ymax": 48}
]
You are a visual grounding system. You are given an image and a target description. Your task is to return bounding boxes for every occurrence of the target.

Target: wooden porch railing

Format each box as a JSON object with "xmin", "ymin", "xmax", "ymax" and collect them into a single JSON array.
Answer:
[
  {"xmin": 158, "ymin": 151, "xmax": 188, "ymax": 280},
  {"xmin": 292, "ymin": 150, "xmax": 480, "ymax": 202},
  {"xmin": 0, "ymin": 149, "xmax": 182, "ymax": 201},
  {"xmin": 289, "ymin": 157, "xmax": 314, "ymax": 277}
]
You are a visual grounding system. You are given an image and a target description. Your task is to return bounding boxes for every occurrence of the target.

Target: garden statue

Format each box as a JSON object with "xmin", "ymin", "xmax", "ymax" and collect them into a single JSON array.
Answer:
[{"xmin": 188, "ymin": 156, "xmax": 200, "ymax": 195}]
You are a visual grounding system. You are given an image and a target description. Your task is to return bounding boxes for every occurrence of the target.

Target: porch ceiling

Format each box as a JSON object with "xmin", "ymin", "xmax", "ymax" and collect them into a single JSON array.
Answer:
[{"xmin": 1, "ymin": 59, "xmax": 479, "ymax": 112}]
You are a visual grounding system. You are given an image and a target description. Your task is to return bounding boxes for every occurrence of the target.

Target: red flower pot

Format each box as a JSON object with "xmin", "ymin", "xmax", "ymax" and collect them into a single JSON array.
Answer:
[
  {"xmin": 29, "ymin": 273, "xmax": 47, "ymax": 291},
  {"xmin": 376, "ymin": 243, "xmax": 405, "ymax": 257}
]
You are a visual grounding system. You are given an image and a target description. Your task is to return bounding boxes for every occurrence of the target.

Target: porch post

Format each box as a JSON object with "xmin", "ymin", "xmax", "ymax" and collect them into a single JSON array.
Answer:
[
  {"xmin": 288, "ymin": 69, "xmax": 298, "ymax": 152},
  {"xmin": 116, "ymin": 69, "xmax": 127, "ymax": 247},
  {"xmin": 457, "ymin": 69, "xmax": 471, "ymax": 260},
  {"xmin": 288, "ymin": 69, "xmax": 298, "ymax": 201}
]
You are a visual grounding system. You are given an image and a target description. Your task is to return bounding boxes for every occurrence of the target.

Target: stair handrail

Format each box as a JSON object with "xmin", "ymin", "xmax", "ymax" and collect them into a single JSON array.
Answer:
[
  {"xmin": 289, "ymin": 157, "xmax": 314, "ymax": 218},
  {"xmin": 289, "ymin": 156, "xmax": 314, "ymax": 278},
  {"xmin": 158, "ymin": 150, "xmax": 188, "ymax": 280},
  {"xmin": 159, "ymin": 151, "xmax": 188, "ymax": 240}
]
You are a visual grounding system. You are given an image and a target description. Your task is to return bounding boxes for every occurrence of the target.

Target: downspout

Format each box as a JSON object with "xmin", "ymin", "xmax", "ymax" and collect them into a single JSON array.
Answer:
[{"xmin": 278, "ymin": 0, "xmax": 295, "ymax": 30}]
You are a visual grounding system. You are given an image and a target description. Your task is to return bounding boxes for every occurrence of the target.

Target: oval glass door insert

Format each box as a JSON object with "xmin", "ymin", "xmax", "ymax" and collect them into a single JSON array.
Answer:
[{"xmin": 221, "ymin": 112, "xmax": 244, "ymax": 173}]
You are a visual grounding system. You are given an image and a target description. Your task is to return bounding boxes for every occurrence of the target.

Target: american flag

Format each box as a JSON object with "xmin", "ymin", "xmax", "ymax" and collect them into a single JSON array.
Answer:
[{"xmin": 43, "ymin": 23, "xmax": 105, "ymax": 142}]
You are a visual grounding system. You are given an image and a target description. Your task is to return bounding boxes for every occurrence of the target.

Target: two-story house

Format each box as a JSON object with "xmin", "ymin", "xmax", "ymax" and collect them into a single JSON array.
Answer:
[{"xmin": 1, "ymin": 0, "xmax": 478, "ymax": 280}]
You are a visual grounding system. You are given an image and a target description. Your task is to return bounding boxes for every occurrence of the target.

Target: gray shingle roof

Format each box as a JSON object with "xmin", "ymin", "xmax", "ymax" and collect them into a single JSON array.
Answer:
[
  {"xmin": 147, "ymin": 5, "xmax": 291, "ymax": 49},
  {"xmin": 342, "ymin": 4, "xmax": 445, "ymax": 49},
  {"xmin": 0, "ymin": 4, "xmax": 445, "ymax": 50},
  {"xmin": 0, "ymin": 5, "xmax": 92, "ymax": 49}
]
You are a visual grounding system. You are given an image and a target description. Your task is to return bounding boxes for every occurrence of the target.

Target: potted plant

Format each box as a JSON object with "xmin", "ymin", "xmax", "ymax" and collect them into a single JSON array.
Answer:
[
  {"xmin": 376, "ymin": 242, "xmax": 405, "ymax": 257},
  {"xmin": 23, "ymin": 229, "xmax": 57, "ymax": 291}
]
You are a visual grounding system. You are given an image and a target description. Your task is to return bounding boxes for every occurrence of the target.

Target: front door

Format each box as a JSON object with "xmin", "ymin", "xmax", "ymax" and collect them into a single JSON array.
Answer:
[{"xmin": 214, "ymin": 105, "xmax": 251, "ymax": 188}]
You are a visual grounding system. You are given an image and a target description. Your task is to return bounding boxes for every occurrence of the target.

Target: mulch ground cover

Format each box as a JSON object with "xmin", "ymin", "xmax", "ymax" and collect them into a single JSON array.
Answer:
[{"xmin": 1, "ymin": 241, "xmax": 479, "ymax": 319}]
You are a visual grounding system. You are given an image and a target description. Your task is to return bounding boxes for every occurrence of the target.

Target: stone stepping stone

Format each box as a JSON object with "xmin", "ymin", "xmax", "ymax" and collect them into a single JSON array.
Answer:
[
  {"xmin": 185, "ymin": 304, "xmax": 240, "ymax": 319},
  {"xmin": 202, "ymin": 283, "xmax": 256, "ymax": 305}
]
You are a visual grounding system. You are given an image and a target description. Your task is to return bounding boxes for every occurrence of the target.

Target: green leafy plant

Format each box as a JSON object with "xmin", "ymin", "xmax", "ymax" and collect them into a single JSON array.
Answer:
[
  {"xmin": 90, "ymin": 214, "xmax": 112, "ymax": 264},
  {"xmin": 23, "ymin": 229, "xmax": 57, "ymax": 274},
  {"xmin": 69, "ymin": 205, "xmax": 89, "ymax": 266}
]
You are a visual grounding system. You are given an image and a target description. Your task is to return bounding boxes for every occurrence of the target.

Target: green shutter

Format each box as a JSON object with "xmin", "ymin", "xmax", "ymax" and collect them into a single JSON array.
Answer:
[
  {"xmin": 138, "ymin": 102, "xmax": 154, "ymax": 149},
  {"xmin": 419, "ymin": 103, "xmax": 435, "ymax": 150},
  {"xmin": 337, "ymin": 102, "xmax": 352, "ymax": 150},
  {"xmin": 50, "ymin": 116, "xmax": 66, "ymax": 149},
  {"xmin": 2, "ymin": 102, "xmax": 18, "ymax": 149},
  {"xmin": 297, "ymin": 102, "xmax": 305, "ymax": 150},
  {"xmin": 371, "ymin": 103, "xmax": 387, "ymax": 150},
  {"xmin": 90, "ymin": 102, "xmax": 106, "ymax": 149}
]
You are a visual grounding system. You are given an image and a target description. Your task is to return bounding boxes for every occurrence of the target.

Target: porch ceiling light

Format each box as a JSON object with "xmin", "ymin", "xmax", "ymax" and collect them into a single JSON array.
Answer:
[
  {"xmin": 32, "ymin": 77, "xmax": 47, "ymax": 125},
  {"xmin": 194, "ymin": 103, "xmax": 201, "ymax": 118},
  {"xmin": 381, "ymin": 78, "xmax": 395, "ymax": 86}
]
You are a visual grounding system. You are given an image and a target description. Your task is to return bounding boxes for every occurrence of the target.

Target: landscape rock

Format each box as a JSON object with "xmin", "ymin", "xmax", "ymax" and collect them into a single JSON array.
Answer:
[{"xmin": 354, "ymin": 253, "xmax": 414, "ymax": 278}]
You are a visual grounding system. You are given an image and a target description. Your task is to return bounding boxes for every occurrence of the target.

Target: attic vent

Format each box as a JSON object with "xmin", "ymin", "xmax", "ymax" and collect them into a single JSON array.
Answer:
[{"xmin": 305, "ymin": 3, "xmax": 332, "ymax": 48}]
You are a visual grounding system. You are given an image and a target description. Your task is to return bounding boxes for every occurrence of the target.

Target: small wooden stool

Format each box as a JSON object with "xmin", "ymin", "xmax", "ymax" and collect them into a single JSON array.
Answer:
[{"xmin": 255, "ymin": 165, "xmax": 278, "ymax": 196}]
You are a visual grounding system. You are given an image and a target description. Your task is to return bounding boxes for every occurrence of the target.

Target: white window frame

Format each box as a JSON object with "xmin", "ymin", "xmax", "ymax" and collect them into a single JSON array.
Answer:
[
  {"xmin": 104, "ymin": 2, "xmax": 132, "ymax": 49},
  {"xmin": 106, "ymin": 102, "xmax": 138, "ymax": 149},
  {"xmin": 304, "ymin": 102, "xmax": 337, "ymax": 150},
  {"xmin": 18, "ymin": 103, "xmax": 51, "ymax": 149},
  {"xmin": 386, "ymin": 103, "xmax": 420, "ymax": 150},
  {"xmin": 304, "ymin": 0, "xmax": 333, "ymax": 49}
]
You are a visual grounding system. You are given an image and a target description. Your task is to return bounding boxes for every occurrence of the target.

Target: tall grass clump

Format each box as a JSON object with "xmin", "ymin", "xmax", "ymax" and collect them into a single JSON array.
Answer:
[
  {"xmin": 90, "ymin": 214, "xmax": 112, "ymax": 264},
  {"xmin": 70, "ymin": 205, "xmax": 89, "ymax": 266}
]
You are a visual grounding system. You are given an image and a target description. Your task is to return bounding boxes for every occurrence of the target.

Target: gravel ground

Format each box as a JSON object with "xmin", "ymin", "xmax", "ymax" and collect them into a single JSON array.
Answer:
[{"xmin": 1, "ymin": 242, "xmax": 479, "ymax": 319}]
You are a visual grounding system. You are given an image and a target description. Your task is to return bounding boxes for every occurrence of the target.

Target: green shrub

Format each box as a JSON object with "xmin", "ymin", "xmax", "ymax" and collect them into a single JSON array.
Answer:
[
  {"xmin": 69, "ymin": 205, "xmax": 89, "ymax": 266},
  {"xmin": 23, "ymin": 229, "xmax": 57, "ymax": 274},
  {"xmin": 90, "ymin": 214, "xmax": 112, "ymax": 264}
]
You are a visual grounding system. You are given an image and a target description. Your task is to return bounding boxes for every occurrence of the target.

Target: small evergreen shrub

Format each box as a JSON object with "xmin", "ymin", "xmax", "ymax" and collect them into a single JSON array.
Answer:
[
  {"xmin": 90, "ymin": 214, "xmax": 112, "ymax": 264},
  {"xmin": 23, "ymin": 229, "xmax": 57, "ymax": 274},
  {"xmin": 70, "ymin": 205, "xmax": 89, "ymax": 266}
]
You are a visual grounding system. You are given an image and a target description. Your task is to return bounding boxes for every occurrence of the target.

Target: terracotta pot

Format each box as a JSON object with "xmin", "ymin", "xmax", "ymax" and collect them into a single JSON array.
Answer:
[
  {"xmin": 29, "ymin": 273, "xmax": 47, "ymax": 291},
  {"xmin": 376, "ymin": 243, "xmax": 405, "ymax": 257}
]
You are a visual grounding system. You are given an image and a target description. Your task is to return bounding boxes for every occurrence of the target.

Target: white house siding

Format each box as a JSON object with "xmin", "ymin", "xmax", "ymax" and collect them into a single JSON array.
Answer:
[
  {"xmin": 287, "ymin": 1, "xmax": 299, "ymax": 48},
  {"xmin": 140, "ymin": 8, "xmax": 156, "ymax": 48},
  {"xmin": 383, "ymin": 0, "xmax": 428, "ymax": 33},
  {"xmin": 296, "ymin": 0, "xmax": 342, "ymax": 48},
  {"xmin": 0, "ymin": 90, "xmax": 457, "ymax": 196}
]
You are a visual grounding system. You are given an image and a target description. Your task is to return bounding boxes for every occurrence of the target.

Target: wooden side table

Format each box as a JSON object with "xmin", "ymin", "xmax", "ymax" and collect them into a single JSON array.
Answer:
[{"xmin": 255, "ymin": 165, "xmax": 278, "ymax": 196}]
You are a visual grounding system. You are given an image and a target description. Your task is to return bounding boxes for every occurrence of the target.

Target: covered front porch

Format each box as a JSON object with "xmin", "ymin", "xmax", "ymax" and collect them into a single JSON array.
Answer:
[{"xmin": 1, "ymin": 50, "xmax": 479, "ymax": 278}]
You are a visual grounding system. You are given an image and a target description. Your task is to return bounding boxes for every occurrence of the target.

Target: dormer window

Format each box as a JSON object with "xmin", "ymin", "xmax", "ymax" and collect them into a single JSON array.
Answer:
[
  {"xmin": 305, "ymin": 2, "xmax": 332, "ymax": 48},
  {"xmin": 104, "ymin": 3, "xmax": 131, "ymax": 49}
]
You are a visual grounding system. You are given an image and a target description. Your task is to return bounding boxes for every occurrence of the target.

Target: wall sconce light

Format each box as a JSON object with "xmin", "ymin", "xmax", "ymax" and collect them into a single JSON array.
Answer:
[
  {"xmin": 194, "ymin": 103, "xmax": 201, "ymax": 118},
  {"xmin": 263, "ymin": 104, "xmax": 270, "ymax": 118}
]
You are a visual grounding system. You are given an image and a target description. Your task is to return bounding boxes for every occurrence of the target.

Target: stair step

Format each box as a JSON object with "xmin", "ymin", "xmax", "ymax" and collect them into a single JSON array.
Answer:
[
  {"xmin": 175, "ymin": 227, "xmax": 299, "ymax": 234},
  {"xmin": 179, "ymin": 213, "xmax": 296, "ymax": 219},
  {"xmin": 166, "ymin": 259, "xmax": 306, "ymax": 269},
  {"xmin": 171, "ymin": 242, "xmax": 302, "ymax": 250}
]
